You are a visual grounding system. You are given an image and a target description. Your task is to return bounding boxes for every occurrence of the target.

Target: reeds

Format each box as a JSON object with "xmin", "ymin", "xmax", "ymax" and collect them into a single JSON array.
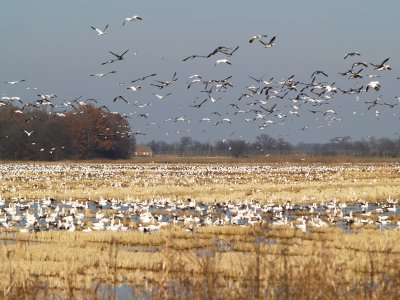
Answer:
[{"xmin": 0, "ymin": 225, "xmax": 399, "ymax": 299}]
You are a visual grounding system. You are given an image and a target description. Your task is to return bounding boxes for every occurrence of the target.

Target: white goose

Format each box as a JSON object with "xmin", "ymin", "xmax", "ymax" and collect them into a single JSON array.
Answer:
[
  {"xmin": 90, "ymin": 24, "xmax": 109, "ymax": 36},
  {"xmin": 123, "ymin": 15, "xmax": 142, "ymax": 26}
]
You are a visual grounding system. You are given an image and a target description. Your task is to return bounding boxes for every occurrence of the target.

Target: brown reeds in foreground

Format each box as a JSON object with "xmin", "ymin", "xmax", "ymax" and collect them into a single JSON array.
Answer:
[{"xmin": 0, "ymin": 225, "xmax": 399, "ymax": 299}]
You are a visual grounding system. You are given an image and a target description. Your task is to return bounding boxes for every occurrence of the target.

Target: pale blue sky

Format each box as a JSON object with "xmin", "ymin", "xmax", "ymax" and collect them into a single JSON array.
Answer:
[{"xmin": 1, "ymin": 1, "xmax": 399, "ymax": 144}]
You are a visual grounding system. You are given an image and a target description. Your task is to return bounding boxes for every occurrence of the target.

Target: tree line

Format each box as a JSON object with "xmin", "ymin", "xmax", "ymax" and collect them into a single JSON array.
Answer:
[
  {"xmin": 146, "ymin": 134, "xmax": 400, "ymax": 158},
  {"xmin": 0, "ymin": 104, "xmax": 134, "ymax": 160}
]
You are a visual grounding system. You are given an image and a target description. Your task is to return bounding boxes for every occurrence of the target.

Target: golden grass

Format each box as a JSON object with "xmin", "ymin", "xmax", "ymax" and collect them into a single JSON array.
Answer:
[
  {"xmin": 0, "ymin": 226, "xmax": 400, "ymax": 299},
  {"xmin": 1, "ymin": 160, "xmax": 400, "ymax": 298},
  {"xmin": 1, "ymin": 161, "xmax": 400, "ymax": 204}
]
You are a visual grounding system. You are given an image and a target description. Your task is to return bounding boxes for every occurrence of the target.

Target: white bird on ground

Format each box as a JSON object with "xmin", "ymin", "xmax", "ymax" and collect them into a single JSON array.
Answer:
[{"xmin": 90, "ymin": 24, "xmax": 109, "ymax": 36}]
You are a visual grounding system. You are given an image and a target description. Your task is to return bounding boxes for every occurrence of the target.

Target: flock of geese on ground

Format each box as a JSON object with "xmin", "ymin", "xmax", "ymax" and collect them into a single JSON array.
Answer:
[
  {"xmin": 1, "ymin": 13, "xmax": 400, "ymax": 148},
  {"xmin": 0, "ymin": 194, "xmax": 398, "ymax": 234},
  {"xmin": 0, "ymin": 163, "xmax": 399, "ymax": 233}
]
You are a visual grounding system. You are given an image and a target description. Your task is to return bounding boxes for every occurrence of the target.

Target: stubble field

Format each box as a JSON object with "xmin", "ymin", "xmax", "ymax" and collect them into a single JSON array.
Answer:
[{"xmin": 0, "ymin": 157, "xmax": 400, "ymax": 299}]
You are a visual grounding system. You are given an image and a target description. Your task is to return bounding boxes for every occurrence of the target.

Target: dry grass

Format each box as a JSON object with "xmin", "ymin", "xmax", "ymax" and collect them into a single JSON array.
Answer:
[
  {"xmin": 1, "ymin": 160, "xmax": 400, "ymax": 298},
  {"xmin": 0, "ymin": 226, "xmax": 399, "ymax": 299},
  {"xmin": 1, "ymin": 160, "xmax": 400, "ymax": 204}
]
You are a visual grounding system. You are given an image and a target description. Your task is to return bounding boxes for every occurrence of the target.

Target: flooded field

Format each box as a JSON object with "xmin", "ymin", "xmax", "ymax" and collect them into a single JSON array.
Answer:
[
  {"xmin": 1, "ymin": 162, "xmax": 400, "ymax": 232},
  {"xmin": 0, "ymin": 161, "xmax": 400, "ymax": 299}
]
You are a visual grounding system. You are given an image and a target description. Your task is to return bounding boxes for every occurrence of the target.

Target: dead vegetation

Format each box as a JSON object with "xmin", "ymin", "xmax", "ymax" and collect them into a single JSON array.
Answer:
[
  {"xmin": 0, "ymin": 161, "xmax": 400, "ymax": 299},
  {"xmin": 1, "ymin": 161, "xmax": 400, "ymax": 205},
  {"xmin": 0, "ymin": 225, "xmax": 399, "ymax": 299}
]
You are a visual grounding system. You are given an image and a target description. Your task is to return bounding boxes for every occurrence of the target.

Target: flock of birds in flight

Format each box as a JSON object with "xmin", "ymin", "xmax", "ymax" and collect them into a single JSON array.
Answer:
[{"xmin": 1, "ymin": 13, "xmax": 400, "ymax": 149}]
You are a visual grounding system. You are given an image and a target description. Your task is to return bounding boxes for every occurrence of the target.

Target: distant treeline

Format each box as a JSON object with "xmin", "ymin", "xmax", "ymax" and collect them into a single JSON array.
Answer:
[
  {"xmin": 0, "ymin": 104, "xmax": 134, "ymax": 160},
  {"xmin": 146, "ymin": 135, "xmax": 400, "ymax": 158}
]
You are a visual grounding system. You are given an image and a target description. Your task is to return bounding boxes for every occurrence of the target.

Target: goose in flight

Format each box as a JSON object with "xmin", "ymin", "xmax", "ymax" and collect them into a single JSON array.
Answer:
[
  {"xmin": 109, "ymin": 49, "xmax": 129, "ymax": 60},
  {"xmin": 113, "ymin": 96, "xmax": 129, "ymax": 103},
  {"xmin": 352, "ymin": 61, "xmax": 368, "ymax": 68},
  {"xmin": 5, "ymin": 79, "xmax": 25, "ymax": 85},
  {"xmin": 206, "ymin": 46, "xmax": 231, "ymax": 58},
  {"xmin": 259, "ymin": 36, "xmax": 276, "ymax": 48},
  {"xmin": 215, "ymin": 59, "xmax": 231, "ymax": 66},
  {"xmin": 348, "ymin": 69, "xmax": 363, "ymax": 79},
  {"xmin": 182, "ymin": 54, "xmax": 206, "ymax": 61},
  {"xmin": 151, "ymin": 72, "xmax": 178, "ymax": 88},
  {"xmin": 90, "ymin": 71, "xmax": 116, "ymax": 77},
  {"xmin": 344, "ymin": 51, "xmax": 361, "ymax": 59},
  {"xmin": 24, "ymin": 130, "xmax": 34, "ymax": 136},
  {"xmin": 102, "ymin": 50, "xmax": 129, "ymax": 65},
  {"xmin": 90, "ymin": 24, "xmax": 109, "ymax": 36},
  {"xmin": 38, "ymin": 94, "xmax": 57, "ymax": 101},
  {"xmin": 131, "ymin": 73, "xmax": 157, "ymax": 83},
  {"xmin": 366, "ymin": 81, "xmax": 381, "ymax": 92},
  {"xmin": 123, "ymin": 15, "xmax": 142, "ymax": 26},
  {"xmin": 222, "ymin": 46, "xmax": 239, "ymax": 57},
  {"xmin": 127, "ymin": 85, "xmax": 141, "ymax": 92},
  {"xmin": 154, "ymin": 93, "xmax": 172, "ymax": 100},
  {"xmin": 371, "ymin": 58, "xmax": 391, "ymax": 71},
  {"xmin": 249, "ymin": 34, "xmax": 268, "ymax": 43},
  {"xmin": 191, "ymin": 98, "xmax": 207, "ymax": 108},
  {"xmin": 311, "ymin": 70, "xmax": 328, "ymax": 77}
]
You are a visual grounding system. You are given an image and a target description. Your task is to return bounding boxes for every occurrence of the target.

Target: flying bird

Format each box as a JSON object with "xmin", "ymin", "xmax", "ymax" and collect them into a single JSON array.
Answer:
[
  {"xmin": 154, "ymin": 93, "xmax": 172, "ymax": 100},
  {"xmin": 90, "ymin": 24, "xmax": 109, "ymax": 36},
  {"xmin": 249, "ymin": 34, "xmax": 268, "ymax": 43},
  {"xmin": 182, "ymin": 54, "xmax": 206, "ymax": 61},
  {"xmin": 215, "ymin": 59, "xmax": 231, "ymax": 66},
  {"xmin": 24, "ymin": 130, "xmax": 34, "ymax": 136},
  {"xmin": 131, "ymin": 73, "xmax": 157, "ymax": 83},
  {"xmin": 126, "ymin": 85, "xmax": 141, "ymax": 92},
  {"xmin": 102, "ymin": 50, "xmax": 129, "ymax": 65},
  {"xmin": 311, "ymin": 70, "xmax": 328, "ymax": 77},
  {"xmin": 90, "ymin": 71, "xmax": 116, "ymax": 77},
  {"xmin": 259, "ymin": 36, "xmax": 276, "ymax": 48},
  {"xmin": 344, "ymin": 51, "xmax": 361, "ymax": 59},
  {"xmin": 206, "ymin": 46, "xmax": 231, "ymax": 58},
  {"xmin": 5, "ymin": 79, "xmax": 25, "ymax": 85},
  {"xmin": 123, "ymin": 15, "xmax": 142, "ymax": 26},
  {"xmin": 370, "ymin": 58, "xmax": 391, "ymax": 71},
  {"xmin": 109, "ymin": 49, "xmax": 129, "ymax": 60},
  {"xmin": 113, "ymin": 96, "xmax": 129, "ymax": 103},
  {"xmin": 366, "ymin": 81, "xmax": 381, "ymax": 92}
]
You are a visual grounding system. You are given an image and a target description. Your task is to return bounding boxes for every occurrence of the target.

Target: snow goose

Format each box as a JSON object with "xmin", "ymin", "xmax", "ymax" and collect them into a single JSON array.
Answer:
[
  {"xmin": 123, "ymin": 15, "xmax": 142, "ymax": 26},
  {"xmin": 90, "ymin": 24, "xmax": 109, "ymax": 36}
]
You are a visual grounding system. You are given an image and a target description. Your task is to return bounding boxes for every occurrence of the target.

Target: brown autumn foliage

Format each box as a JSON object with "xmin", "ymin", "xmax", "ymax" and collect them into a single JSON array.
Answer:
[
  {"xmin": 0, "ymin": 103, "xmax": 134, "ymax": 160},
  {"xmin": 64, "ymin": 104, "xmax": 133, "ymax": 159}
]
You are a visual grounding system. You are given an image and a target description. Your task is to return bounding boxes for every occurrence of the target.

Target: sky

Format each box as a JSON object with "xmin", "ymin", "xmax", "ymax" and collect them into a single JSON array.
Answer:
[{"xmin": 1, "ymin": 0, "xmax": 400, "ymax": 145}]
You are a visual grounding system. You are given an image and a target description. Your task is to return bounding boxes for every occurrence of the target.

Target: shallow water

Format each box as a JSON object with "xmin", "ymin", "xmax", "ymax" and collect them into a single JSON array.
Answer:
[{"xmin": 0, "ymin": 197, "xmax": 399, "ymax": 232}]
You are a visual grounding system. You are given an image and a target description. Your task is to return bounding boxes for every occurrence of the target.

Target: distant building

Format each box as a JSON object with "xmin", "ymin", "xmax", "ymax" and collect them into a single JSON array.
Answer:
[{"xmin": 134, "ymin": 145, "xmax": 153, "ymax": 157}]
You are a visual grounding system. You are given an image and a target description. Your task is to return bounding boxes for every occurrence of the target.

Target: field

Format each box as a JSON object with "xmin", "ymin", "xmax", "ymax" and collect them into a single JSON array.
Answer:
[{"xmin": 1, "ymin": 157, "xmax": 400, "ymax": 299}]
